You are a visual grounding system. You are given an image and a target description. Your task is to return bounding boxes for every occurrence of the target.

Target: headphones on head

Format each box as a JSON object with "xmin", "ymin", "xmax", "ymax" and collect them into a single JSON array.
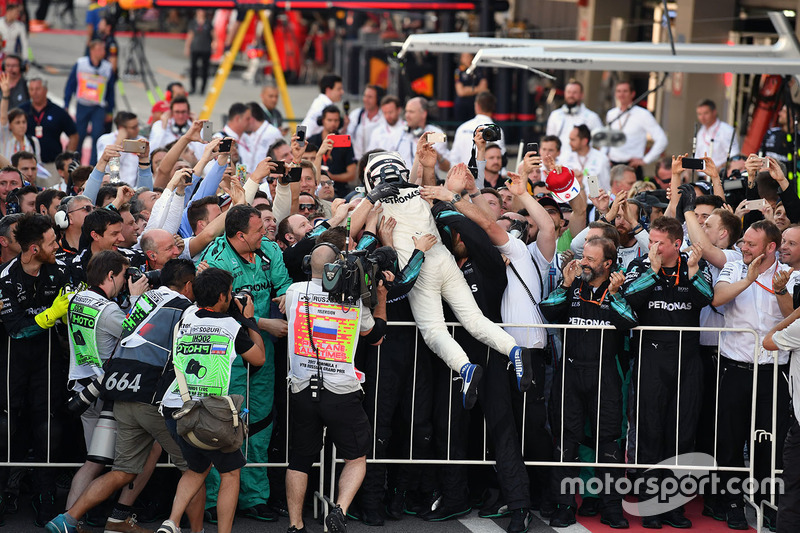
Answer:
[
  {"xmin": 301, "ymin": 242, "xmax": 342, "ymax": 275},
  {"xmin": 54, "ymin": 205, "xmax": 70, "ymax": 229},
  {"xmin": 317, "ymin": 105, "xmax": 343, "ymax": 131},
  {"xmin": 404, "ymin": 125, "xmax": 424, "ymax": 137}
]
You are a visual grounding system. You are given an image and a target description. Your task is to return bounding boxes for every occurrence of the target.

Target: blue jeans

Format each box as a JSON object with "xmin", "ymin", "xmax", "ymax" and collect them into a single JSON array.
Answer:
[{"xmin": 76, "ymin": 103, "xmax": 106, "ymax": 165}]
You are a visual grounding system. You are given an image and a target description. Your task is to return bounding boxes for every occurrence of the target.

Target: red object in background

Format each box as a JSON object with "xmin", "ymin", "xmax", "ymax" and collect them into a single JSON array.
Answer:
[
  {"xmin": 211, "ymin": 10, "xmax": 230, "ymax": 62},
  {"xmin": 742, "ymin": 74, "xmax": 784, "ymax": 156}
]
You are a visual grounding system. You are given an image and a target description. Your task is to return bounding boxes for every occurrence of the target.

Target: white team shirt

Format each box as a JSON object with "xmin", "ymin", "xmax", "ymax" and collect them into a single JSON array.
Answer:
[
  {"xmin": 497, "ymin": 236, "xmax": 549, "ymax": 349},
  {"xmin": 546, "ymin": 103, "xmax": 603, "ymax": 160},
  {"xmin": 299, "ymin": 93, "xmax": 333, "ymax": 138},
  {"xmin": 395, "ymin": 124, "xmax": 450, "ymax": 168},
  {"xmin": 694, "ymin": 119, "xmax": 739, "ymax": 169},
  {"xmin": 347, "ymin": 107, "xmax": 383, "ymax": 160},
  {"xmin": 367, "ymin": 119, "xmax": 407, "ymax": 153},
  {"xmin": 699, "ymin": 247, "xmax": 742, "ymax": 346},
  {"xmin": 715, "ymin": 258, "xmax": 791, "ymax": 364},
  {"xmin": 560, "ymin": 147, "xmax": 611, "ymax": 192},
  {"xmin": 605, "ymin": 105, "xmax": 668, "ymax": 164},
  {"xmin": 240, "ymin": 120, "xmax": 283, "ymax": 173}
]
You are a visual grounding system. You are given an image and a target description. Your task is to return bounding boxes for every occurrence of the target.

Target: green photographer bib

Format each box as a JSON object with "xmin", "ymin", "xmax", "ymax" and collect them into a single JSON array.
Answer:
[{"xmin": 68, "ymin": 290, "xmax": 114, "ymax": 379}]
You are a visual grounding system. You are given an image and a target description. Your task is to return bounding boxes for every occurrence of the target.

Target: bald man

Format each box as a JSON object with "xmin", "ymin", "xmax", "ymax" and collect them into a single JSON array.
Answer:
[
  {"xmin": 140, "ymin": 228, "xmax": 181, "ymax": 270},
  {"xmin": 395, "ymin": 97, "xmax": 451, "ymax": 171}
]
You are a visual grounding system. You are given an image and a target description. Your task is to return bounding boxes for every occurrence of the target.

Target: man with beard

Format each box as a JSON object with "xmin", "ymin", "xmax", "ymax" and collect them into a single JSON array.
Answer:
[
  {"xmin": 571, "ymin": 191, "xmax": 649, "ymax": 270},
  {"xmin": 0, "ymin": 214, "xmax": 72, "ymax": 526},
  {"xmin": 541, "ymin": 237, "xmax": 636, "ymax": 528},
  {"xmin": 546, "ymin": 81, "xmax": 603, "ymax": 160}
]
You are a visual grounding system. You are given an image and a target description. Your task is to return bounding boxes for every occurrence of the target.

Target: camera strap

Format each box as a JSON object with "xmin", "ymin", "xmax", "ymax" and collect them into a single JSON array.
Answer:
[
  {"xmin": 509, "ymin": 261, "xmax": 540, "ymax": 307},
  {"xmin": 304, "ymin": 282, "xmax": 324, "ymax": 392}
]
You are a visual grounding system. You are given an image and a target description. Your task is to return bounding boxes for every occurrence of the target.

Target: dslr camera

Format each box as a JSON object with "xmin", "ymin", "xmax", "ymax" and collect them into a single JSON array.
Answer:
[
  {"xmin": 481, "ymin": 123, "xmax": 502, "ymax": 142},
  {"xmin": 66, "ymin": 373, "xmax": 105, "ymax": 415},
  {"xmin": 322, "ymin": 247, "xmax": 397, "ymax": 309},
  {"xmin": 127, "ymin": 267, "xmax": 161, "ymax": 287}
]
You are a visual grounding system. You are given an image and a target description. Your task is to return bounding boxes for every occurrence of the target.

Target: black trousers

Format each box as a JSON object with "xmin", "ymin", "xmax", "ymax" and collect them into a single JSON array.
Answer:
[
  {"xmin": 0, "ymin": 332, "xmax": 65, "ymax": 496},
  {"xmin": 549, "ymin": 357, "xmax": 623, "ymax": 508},
  {"xmin": 359, "ymin": 325, "xmax": 434, "ymax": 509},
  {"xmin": 631, "ymin": 339, "xmax": 702, "ymax": 499},
  {"xmin": 716, "ymin": 359, "xmax": 790, "ymax": 506},
  {"xmin": 189, "ymin": 51, "xmax": 211, "ymax": 93},
  {"xmin": 778, "ymin": 419, "xmax": 800, "ymax": 533}
]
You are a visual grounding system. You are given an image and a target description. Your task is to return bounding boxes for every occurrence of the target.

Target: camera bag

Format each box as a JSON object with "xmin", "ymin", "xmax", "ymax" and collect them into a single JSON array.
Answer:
[{"xmin": 171, "ymin": 367, "xmax": 247, "ymax": 453}]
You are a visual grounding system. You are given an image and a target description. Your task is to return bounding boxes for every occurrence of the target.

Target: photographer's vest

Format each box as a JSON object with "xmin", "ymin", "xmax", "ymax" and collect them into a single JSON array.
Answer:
[
  {"xmin": 102, "ymin": 287, "xmax": 189, "ymax": 403},
  {"xmin": 75, "ymin": 56, "xmax": 112, "ymax": 107},
  {"xmin": 169, "ymin": 306, "xmax": 240, "ymax": 400},
  {"xmin": 286, "ymin": 281, "xmax": 362, "ymax": 393},
  {"xmin": 67, "ymin": 289, "xmax": 113, "ymax": 383}
]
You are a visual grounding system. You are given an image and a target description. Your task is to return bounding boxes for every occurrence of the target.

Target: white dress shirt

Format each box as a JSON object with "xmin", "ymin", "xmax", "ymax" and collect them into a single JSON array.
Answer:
[
  {"xmin": 240, "ymin": 120, "xmax": 283, "ymax": 172},
  {"xmin": 546, "ymin": 103, "xmax": 603, "ymax": 159},
  {"xmin": 347, "ymin": 107, "xmax": 383, "ymax": 161},
  {"xmin": 450, "ymin": 113, "xmax": 506, "ymax": 166},
  {"xmin": 96, "ymin": 132, "xmax": 146, "ymax": 187},
  {"xmin": 148, "ymin": 119, "xmax": 204, "ymax": 160},
  {"xmin": 694, "ymin": 119, "xmax": 739, "ymax": 169},
  {"xmin": 395, "ymin": 124, "xmax": 450, "ymax": 167},
  {"xmin": 560, "ymin": 147, "xmax": 611, "ymax": 191},
  {"xmin": 605, "ymin": 105, "xmax": 668, "ymax": 165},
  {"xmin": 367, "ymin": 119, "xmax": 407, "ymax": 153},
  {"xmin": 300, "ymin": 93, "xmax": 333, "ymax": 138},
  {"xmin": 716, "ymin": 259, "xmax": 791, "ymax": 365},
  {"xmin": 699, "ymin": 247, "xmax": 742, "ymax": 346}
]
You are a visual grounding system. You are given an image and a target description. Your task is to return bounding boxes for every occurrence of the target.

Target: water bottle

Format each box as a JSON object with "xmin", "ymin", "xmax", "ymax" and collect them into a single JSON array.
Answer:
[{"xmin": 108, "ymin": 156, "xmax": 121, "ymax": 183}]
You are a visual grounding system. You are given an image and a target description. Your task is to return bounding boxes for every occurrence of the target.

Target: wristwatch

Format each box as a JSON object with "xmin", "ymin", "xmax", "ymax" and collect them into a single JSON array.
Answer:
[
  {"xmin": 776, "ymin": 287, "xmax": 789, "ymax": 296},
  {"xmin": 452, "ymin": 192, "xmax": 463, "ymax": 203}
]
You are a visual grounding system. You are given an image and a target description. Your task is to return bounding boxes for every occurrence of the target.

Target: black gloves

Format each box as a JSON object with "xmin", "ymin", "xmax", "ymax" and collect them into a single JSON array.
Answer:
[{"xmin": 367, "ymin": 182, "xmax": 399, "ymax": 204}]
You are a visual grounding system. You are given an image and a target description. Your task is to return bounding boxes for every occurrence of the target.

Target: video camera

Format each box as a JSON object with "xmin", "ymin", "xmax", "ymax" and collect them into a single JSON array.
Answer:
[{"xmin": 321, "ymin": 247, "xmax": 397, "ymax": 309}]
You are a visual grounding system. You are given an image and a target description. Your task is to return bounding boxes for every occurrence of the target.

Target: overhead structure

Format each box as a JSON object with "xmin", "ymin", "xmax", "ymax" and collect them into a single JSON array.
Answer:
[{"xmin": 397, "ymin": 11, "xmax": 800, "ymax": 79}]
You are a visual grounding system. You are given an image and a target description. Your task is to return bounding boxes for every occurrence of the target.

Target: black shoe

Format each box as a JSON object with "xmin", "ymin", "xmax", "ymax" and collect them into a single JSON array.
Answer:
[
  {"xmin": 764, "ymin": 505, "xmax": 777, "ymax": 532},
  {"xmin": 600, "ymin": 505, "xmax": 630, "ymax": 529},
  {"xmin": 268, "ymin": 497, "xmax": 290, "ymax": 518},
  {"xmin": 385, "ymin": 489, "xmax": 405, "ymax": 520},
  {"xmin": 538, "ymin": 499, "xmax": 557, "ymax": 518},
  {"xmin": 478, "ymin": 488, "xmax": 509, "ymax": 518},
  {"xmin": 404, "ymin": 490, "xmax": 440, "ymax": 516},
  {"xmin": 578, "ymin": 496, "xmax": 601, "ymax": 517},
  {"xmin": 725, "ymin": 501, "xmax": 748, "ymax": 530},
  {"xmin": 702, "ymin": 499, "xmax": 726, "ymax": 521},
  {"xmin": 325, "ymin": 504, "xmax": 347, "ymax": 533},
  {"xmin": 348, "ymin": 503, "xmax": 384, "ymax": 527},
  {"xmin": 239, "ymin": 503, "xmax": 279, "ymax": 522},
  {"xmin": 204, "ymin": 506, "xmax": 218, "ymax": 524},
  {"xmin": 549, "ymin": 505, "xmax": 576, "ymax": 528},
  {"xmin": 32, "ymin": 492, "xmax": 57, "ymax": 528},
  {"xmin": 660, "ymin": 508, "xmax": 691, "ymax": 528},
  {"xmin": 421, "ymin": 503, "xmax": 471, "ymax": 521},
  {"xmin": 507, "ymin": 508, "xmax": 531, "ymax": 533},
  {"xmin": 5, "ymin": 492, "xmax": 17, "ymax": 514},
  {"xmin": 642, "ymin": 515, "xmax": 662, "ymax": 529},
  {"xmin": 287, "ymin": 526, "xmax": 306, "ymax": 533}
]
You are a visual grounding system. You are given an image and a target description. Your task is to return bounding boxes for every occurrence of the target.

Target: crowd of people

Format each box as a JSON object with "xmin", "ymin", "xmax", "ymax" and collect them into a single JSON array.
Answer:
[{"xmin": 0, "ymin": 12, "xmax": 798, "ymax": 533}]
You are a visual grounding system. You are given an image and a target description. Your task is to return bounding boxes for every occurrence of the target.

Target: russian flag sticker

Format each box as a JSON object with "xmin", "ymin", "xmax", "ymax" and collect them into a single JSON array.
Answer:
[{"xmin": 312, "ymin": 319, "xmax": 339, "ymax": 341}]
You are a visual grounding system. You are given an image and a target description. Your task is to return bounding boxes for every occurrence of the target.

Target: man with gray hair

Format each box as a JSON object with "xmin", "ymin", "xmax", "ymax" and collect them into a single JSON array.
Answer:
[
  {"xmin": 139, "ymin": 228, "xmax": 181, "ymax": 270},
  {"xmin": 396, "ymin": 96, "xmax": 451, "ymax": 170},
  {"xmin": 19, "ymin": 77, "xmax": 79, "ymax": 185},
  {"xmin": 56, "ymin": 195, "xmax": 93, "ymax": 262},
  {"xmin": 260, "ymin": 81, "xmax": 287, "ymax": 134}
]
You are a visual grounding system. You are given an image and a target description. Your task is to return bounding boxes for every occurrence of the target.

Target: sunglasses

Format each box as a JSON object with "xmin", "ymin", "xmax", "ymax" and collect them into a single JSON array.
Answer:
[
  {"xmin": 68, "ymin": 205, "xmax": 94, "ymax": 214},
  {"xmin": 319, "ymin": 180, "xmax": 333, "ymax": 187},
  {"xmin": 298, "ymin": 203, "xmax": 316, "ymax": 211}
]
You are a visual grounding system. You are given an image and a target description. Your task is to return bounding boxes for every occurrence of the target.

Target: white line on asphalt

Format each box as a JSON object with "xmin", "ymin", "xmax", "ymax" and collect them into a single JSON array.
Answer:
[{"xmin": 458, "ymin": 516, "xmax": 506, "ymax": 533}]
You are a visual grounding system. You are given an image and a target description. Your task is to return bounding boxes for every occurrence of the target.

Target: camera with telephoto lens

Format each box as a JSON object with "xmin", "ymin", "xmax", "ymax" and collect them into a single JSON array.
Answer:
[
  {"xmin": 126, "ymin": 267, "xmax": 161, "ymax": 287},
  {"xmin": 322, "ymin": 247, "xmax": 397, "ymax": 309},
  {"xmin": 66, "ymin": 374, "xmax": 105, "ymax": 415},
  {"xmin": 481, "ymin": 123, "xmax": 501, "ymax": 142},
  {"xmin": 722, "ymin": 168, "xmax": 749, "ymax": 206}
]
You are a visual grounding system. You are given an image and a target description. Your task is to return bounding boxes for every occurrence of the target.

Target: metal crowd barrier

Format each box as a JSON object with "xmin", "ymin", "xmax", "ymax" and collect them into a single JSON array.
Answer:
[{"xmin": 0, "ymin": 322, "xmax": 788, "ymax": 530}]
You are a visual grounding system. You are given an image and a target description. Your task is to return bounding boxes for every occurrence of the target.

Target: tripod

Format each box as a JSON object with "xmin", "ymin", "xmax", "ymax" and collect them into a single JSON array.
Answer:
[{"xmin": 122, "ymin": 13, "xmax": 164, "ymax": 106}]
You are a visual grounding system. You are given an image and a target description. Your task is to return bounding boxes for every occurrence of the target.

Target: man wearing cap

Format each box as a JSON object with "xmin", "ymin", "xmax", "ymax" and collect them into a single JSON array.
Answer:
[
  {"xmin": 562, "ymin": 124, "xmax": 611, "ymax": 192},
  {"xmin": 605, "ymin": 81, "xmax": 668, "ymax": 180},
  {"xmin": 694, "ymin": 99, "xmax": 738, "ymax": 170},
  {"xmin": 546, "ymin": 81, "xmax": 603, "ymax": 161}
]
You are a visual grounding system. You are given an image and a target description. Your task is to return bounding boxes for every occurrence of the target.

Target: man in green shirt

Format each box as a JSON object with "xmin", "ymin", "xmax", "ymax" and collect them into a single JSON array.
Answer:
[{"xmin": 198, "ymin": 204, "xmax": 292, "ymax": 521}]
